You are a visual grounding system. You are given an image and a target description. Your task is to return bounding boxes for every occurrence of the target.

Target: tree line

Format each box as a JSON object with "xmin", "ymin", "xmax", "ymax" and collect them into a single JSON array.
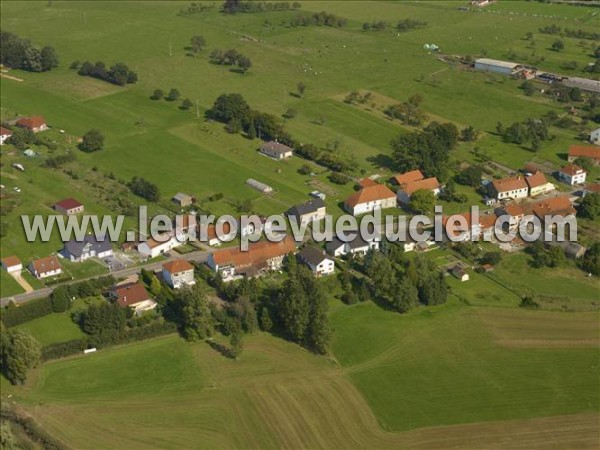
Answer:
[
  {"xmin": 288, "ymin": 11, "xmax": 347, "ymax": 27},
  {"xmin": 72, "ymin": 60, "xmax": 138, "ymax": 86},
  {"xmin": 539, "ymin": 24, "xmax": 600, "ymax": 41},
  {"xmin": 0, "ymin": 31, "xmax": 58, "ymax": 72},
  {"xmin": 495, "ymin": 116, "xmax": 551, "ymax": 151},
  {"xmin": 127, "ymin": 176, "xmax": 160, "ymax": 202},
  {"xmin": 222, "ymin": 0, "xmax": 301, "ymax": 14}
]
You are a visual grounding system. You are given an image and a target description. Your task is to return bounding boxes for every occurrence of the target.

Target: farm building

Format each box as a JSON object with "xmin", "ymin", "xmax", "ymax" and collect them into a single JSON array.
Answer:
[
  {"xmin": 110, "ymin": 282, "xmax": 157, "ymax": 315},
  {"xmin": 344, "ymin": 184, "xmax": 396, "ymax": 216},
  {"xmin": 1, "ymin": 256, "xmax": 22, "ymax": 274},
  {"xmin": 207, "ymin": 236, "xmax": 296, "ymax": 280},
  {"xmin": 286, "ymin": 198, "xmax": 326, "ymax": 226},
  {"xmin": 357, "ymin": 177, "xmax": 378, "ymax": 189},
  {"xmin": 557, "ymin": 164, "xmax": 586, "ymax": 185},
  {"xmin": 172, "ymin": 192, "xmax": 194, "ymax": 207},
  {"xmin": 525, "ymin": 172, "xmax": 554, "ymax": 197},
  {"xmin": 488, "ymin": 176, "xmax": 528, "ymax": 201},
  {"xmin": 259, "ymin": 141, "xmax": 293, "ymax": 160},
  {"xmin": 562, "ymin": 77, "xmax": 600, "ymax": 95},
  {"xmin": 298, "ymin": 246, "xmax": 335, "ymax": 277},
  {"xmin": 474, "ymin": 58, "xmax": 522, "ymax": 76},
  {"xmin": 568, "ymin": 145, "xmax": 600, "ymax": 166},
  {"xmin": 0, "ymin": 127, "xmax": 12, "ymax": 145},
  {"xmin": 16, "ymin": 116, "xmax": 48, "ymax": 133},
  {"xmin": 62, "ymin": 235, "xmax": 113, "ymax": 262},
  {"xmin": 532, "ymin": 196, "xmax": 576, "ymax": 223},
  {"xmin": 495, "ymin": 204, "xmax": 525, "ymax": 231},
  {"xmin": 390, "ymin": 169, "xmax": 424, "ymax": 186},
  {"xmin": 29, "ymin": 255, "xmax": 62, "ymax": 279},
  {"xmin": 205, "ymin": 221, "xmax": 236, "ymax": 246},
  {"xmin": 162, "ymin": 259, "xmax": 196, "ymax": 289},
  {"xmin": 246, "ymin": 178, "xmax": 273, "ymax": 194},
  {"xmin": 54, "ymin": 198, "xmax": 84, "ymax": 215},
  {"xmin": 590, "ymin": 128, "xmax": 600, "ymax": 145},
  {"xmin": 397, "ymin": 176, "xmax": 441, "ymax": 204}
]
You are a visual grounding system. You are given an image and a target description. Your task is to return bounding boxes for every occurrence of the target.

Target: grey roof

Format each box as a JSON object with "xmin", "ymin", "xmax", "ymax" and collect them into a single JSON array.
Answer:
[
  {"xmin": 562, "ymin": 77, "xmax": 600, "ymax": 94},
  {"xmin": 260, "ymin": 141, "xmax": 293, "ymax": 155},
  {"xmin": 346, "ymin": 234, "xmax": 371, "ymax": 250},
  {"xmin": 287, "ymin": 198, "xmax": 325, "ymax": 217},
  {"xmin": 299, "ymin": 246, "xmax": 329, "ymax": 266},
  {"xmin": 63, "ymin": 235, "xmax": 112, "ymax": 258},
  {"xmin": 325, "ymin": 238, "xmax": 346, "ymax": 254}
]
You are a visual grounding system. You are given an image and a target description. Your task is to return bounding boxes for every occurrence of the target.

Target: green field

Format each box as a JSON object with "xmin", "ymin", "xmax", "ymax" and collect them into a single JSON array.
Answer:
[{"xmin": 1, "ymin": 1, "xmax": 600, "ymax": 448}]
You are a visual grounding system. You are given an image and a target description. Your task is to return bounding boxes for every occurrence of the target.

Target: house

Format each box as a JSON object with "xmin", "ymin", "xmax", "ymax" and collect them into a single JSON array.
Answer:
[
  {"xmin": 54, "ymin": 198, "xmax": 84, "ymax": 215},
  {"xmin": 137, "ymin": 233, "xmax": 182, "ymax": 259},
  {"xmin": 162, "ymin": 259, "xmax": 196, "ymax": 289},
  {"xmin": 29, "ymin": 255, "xmax": 62, "ymax": 279},
  {"xmin": 172, "ymin": 192, "xmax": 194, "ymax": 208},
  {"xmin": 111, "ymin": 282, "xmax": 157, "ymax": 315},
  {"xmin": 495, "ymin": 204, "xmax": 525, "ymax": 231},
  {"xmin": 0, "ymin": 127, "xmax": 12, "ymax": 145},
  {"xmin": 62, "ymin": 235, "xmax": 113, "ymax": 262},
  {"xmin": 532, "ymin": 196, "xmax": 576, "ymax": 223},
  {"xmin": 583, "ymin": 183, "xmax": 600, "ymax": 196},
  {"xmin": 207, "ymin": 237, "xmax": 296, "ymax": 280},
  {"xmin": 358, "ymin": 177, "xmax": 379, "ymax": 189},
  {"xmin": 298, "ymin": 246, "xmax": 335, "ymax": 277},
  {"xmin": 1, "ymin": 256, "xmax": 22, "ymax": 274},
  {"xmin": 568, "ymin": 145, "xmax": 600, "ymax": 166},
  {"xmin": 286, "ymin": 198, "xmax": 326, "ymax": 226},
  {"xmin": 344, "ymin": 184, "xmax": 396, "ymax": 216},
  {"xmin": 390, "ymin": 169, "xmax": 424, "ymax": 186},
  {"xmin": 206, "ymin": 221, "xmax": 236, "ymax": 246},
  {"xmin": 16, "ymin": 116, "xmax": 48, "ymax": 133},
  {"xmin": 590, "ymin": 128, "xmax": 600, "ymax": 145},
  {"xmin": 259, "ymin": 141, "xmax": 293, "ymax": 160},
  {"xmin": 443, "ymin": 212, "xmax": 496, "ymax": 241},
  {"xmin": 557, "ymin": 164, "xmax": 587, "ymax": 185},
  {"xmin": 325, "ymin": 234, "xmax": 379, "ymax": 257},
  {"xmin": 488, "ymin": 176, "xmax": 529, "ymax": 201},
  {"xmin": 525, "ymin": 172, "xmax": 554, "ymax": 197},
  {"xmin": 397, "ymin": 177, "xmax": 441, "ymax": 204},
  {"xmin": 451, "ymin": 265, "xmax": 469, "ymax": 282}
]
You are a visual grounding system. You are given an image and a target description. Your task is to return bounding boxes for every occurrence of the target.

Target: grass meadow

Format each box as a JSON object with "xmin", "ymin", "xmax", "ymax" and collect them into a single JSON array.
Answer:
[{"xmin": 1, "ymin": 1, "xmax": 599, "ymax": 448}]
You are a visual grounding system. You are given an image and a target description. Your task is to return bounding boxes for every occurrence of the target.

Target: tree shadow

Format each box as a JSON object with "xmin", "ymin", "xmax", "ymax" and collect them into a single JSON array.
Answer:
[
  {"xmin": 366, "ymin": 153, "xmax": 395, "ymax": 170},
  {"xmin": 205, "ymin": 339, "xmax": 235, "ymax": 359},
  {"xmin": 289, "ymin": 92, "xmax": 301, "ymax": 98}
]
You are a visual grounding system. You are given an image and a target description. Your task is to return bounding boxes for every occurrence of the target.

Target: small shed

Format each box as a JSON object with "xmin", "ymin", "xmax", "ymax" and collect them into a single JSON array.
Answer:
[
  {"xmin": 172, "ymin": 192, "xmax": 194, "ymax": 207},
  {"xmin": 451, "ymin": 265, "xmax": 469, "ymax": 282}
]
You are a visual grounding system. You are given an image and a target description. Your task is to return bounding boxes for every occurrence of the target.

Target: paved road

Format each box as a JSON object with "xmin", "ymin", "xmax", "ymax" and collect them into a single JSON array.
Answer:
[{"xmin": 0, "ymin": 250, "xmax": 211, "ymax": 308}]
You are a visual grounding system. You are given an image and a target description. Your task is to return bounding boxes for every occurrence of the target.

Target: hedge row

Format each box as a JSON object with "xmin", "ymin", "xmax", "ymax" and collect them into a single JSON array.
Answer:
[
  {"xmin": 1, "ymin": 297, "xmax": 53, "ymax": 327},
  {"xmin": 41, "ymin": 321, "xmax": 178, "ymax": 361},
  {"xmin": 0, "ymin": 403, "xmax": 66, "ymax": 450}
]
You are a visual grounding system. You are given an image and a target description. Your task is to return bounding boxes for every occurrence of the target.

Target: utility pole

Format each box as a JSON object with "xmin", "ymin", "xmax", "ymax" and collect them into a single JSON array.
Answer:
[
  {"xmin": 83, "ymin": 12, "xmax": 87, "ymax": 24},
  {"xmin": 196, "ymin": 99, "xmax": 200, "ymax": 118},
  {"xmin": 169, "ymin": 41, "xmax": 172, "ymax": 57}
]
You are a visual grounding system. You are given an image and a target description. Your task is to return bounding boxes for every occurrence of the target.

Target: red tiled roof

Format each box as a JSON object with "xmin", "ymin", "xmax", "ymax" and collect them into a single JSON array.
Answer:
[
  {"xmin": 568, "ymin": 145, "xmax": 600, "ymax": 160},
  {"xmin": 163, "ymin": 259, "xmax": 194, "ymax": 274},
  {"xmin": 585, "ymin": 183, "xmax": 600, "ymax": 193},
  {"xmin": 260, "ymin": 141, "xmax": 293, "ymax": 154},
  {"xmin": 207, "ymin": 221, "xmax": 233, "ymax": 241},
  {"xmin": 212, "ymin": 236, "xmax": 296, "ymax": 268},
  {"xmin": 442, "ymin": 212, "xmax": 496, "ymax": 236},
  {"xmin": 1, "ymin": 256, "xmax": 21, "ymax": 268},
  {"xmin": 55, "ymin": 198, "xmax": 83, "ymax": 210},
  {"xmin": 525, "ymin": 172, "xmax": 548, "ymax": 189},
  {"xmin": 358, "ymin": 177, "xmax": 378, "ymax": 188},
  {"xmin": 0, "ymin": 127, "xmax": 13, "ymax": 136},
  {"xmin": 479, "ymin": 214, "xmax": 497, "ymax": 230},
  {"xmin": 113, "ymin": 282, "xmax": 151, "ymax": 307},
  {"xmin": 491, "ymin": 176, "xmax": 528, "ymax": 193},
  {"xmin": 16, "ymin": 116, "xmax": 46, "ymax": 129},
  {"xmin": 31, "ymin": 255, "xmax": 60, "ymax": 274},
  {"xmin": 559, "ymin": 164, "xmax": 585, "ymax": 176},
  {"xmin": 344, "ymin": 184, "xmax": 396, "ymax": 208},
  {"xmin": 391, "ymin": 170, "xmax": 424, "ymax": 185},
  {"xmin": 503, "ymin": 204, "xmax": 525, "ymax": 217},
  {"xmin": 532, "ymin": 196, "xmax": 575, "ymax": 218},
  {"xmin": 400, "ymin": 177, "xmax": 440, "ymax": 195}
]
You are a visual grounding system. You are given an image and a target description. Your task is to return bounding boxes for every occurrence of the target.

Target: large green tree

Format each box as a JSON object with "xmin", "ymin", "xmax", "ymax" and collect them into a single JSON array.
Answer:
[
  {"xmin": 177, "ymin": 287, "xmax": 214, "ymax": 341},
  {"xmin": 1, "ymin": 329, "xmax": 41, "ymax": 385}
]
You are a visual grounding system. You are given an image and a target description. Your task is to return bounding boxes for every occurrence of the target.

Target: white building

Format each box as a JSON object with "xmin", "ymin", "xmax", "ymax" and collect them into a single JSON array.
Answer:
[
  {"xmin": 29, "ymin": 255, "xmax": 62, "ymax": 279},
  {"xmin": 489, "ymin": 176, "xmax": 529, "ymax": 201},
  {"xmin": 62, "ymin": 235, "xmax": 113, "ymax": 262},
  {"xmin": 590, "ymin": 128, "xmax": 600, "ymax": 145},
  {"xmin": 474, "ymin": 58, "xmax": 521, "ymax": 76},
  {"xmin": 1, "ymin": 256, "xmax": 22, "ymax": 274},
  {"xmin": 557, "ymin": 164, "xmax": 587, "ymax": 185},
  {"xmin": 298, "ymin": 247, "xmax": 335, "ymax": 277},
  {"xmin": 138, "ymin": 233, "xmax": 182, "ymax": 259},
  {"xmin": 325, "ymin": 234, "xmax": 379, "ymax": 257},
  {"xmin": 162, "ymin": 259, "xmax": 196, "ymax": 289},
  {"xmin": 286, "ymin": 198, "xmax": 326, "ymax": 226},
  {"xmin": 259, "ymin": 141, "xmax": 293, "ymax": 160},
  {"xmin": 344, "ymin": 184, "xmax": 396, "ymax": 216}
]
